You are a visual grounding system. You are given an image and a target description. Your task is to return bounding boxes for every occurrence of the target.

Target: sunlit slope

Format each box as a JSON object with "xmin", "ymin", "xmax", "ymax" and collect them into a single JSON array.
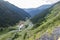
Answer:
[
  {"xmin": 15, "ymin": 1, "xmax": 60, "ymax": 40},
  {"xmin": 0, "ymin": 1, "xmax": 60, "ymax": 40}
]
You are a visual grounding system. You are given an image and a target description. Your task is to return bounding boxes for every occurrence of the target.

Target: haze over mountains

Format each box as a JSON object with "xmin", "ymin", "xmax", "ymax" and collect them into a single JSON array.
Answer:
[
  {"xmin": 4, "ymin": 0, "xmax": 60, "ymax": 8},
  {"xmin": 0, "ymin": 1, "xmax": 60, "ymax": 40},
  {"xmin": 23, "ymin": 0, "xmax": 59, "ymax": 17},
  {"xmin": 24, "ymin": 5, "xmax": 52, "ymax": 17},
  {"xmin": 4, "ymin": 0, "xmax": 60, "ymax": 17},
  {"xmin": 0, "ymin": 0, "xmax": 60, "ymax": 40}
]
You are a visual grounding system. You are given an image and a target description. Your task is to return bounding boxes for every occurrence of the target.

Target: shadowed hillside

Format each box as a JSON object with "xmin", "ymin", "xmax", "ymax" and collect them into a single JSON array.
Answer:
[
  {"xmin": 0, "ymin": 0, "xmax": 30, "ymax": 27},
  {"xmin": 0, "ymin": 1, "xmax": 60, "ymax": 40}
]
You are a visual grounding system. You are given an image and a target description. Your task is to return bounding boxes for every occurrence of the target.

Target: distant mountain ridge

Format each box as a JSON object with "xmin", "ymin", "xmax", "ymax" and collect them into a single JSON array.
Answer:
[
  {"xmin": 24, "ymin": 4, "xmax": 52, "ymax": 17},
  {"xmin": 0, "ymin": 1, "xmax": 60, "ymax": 40}
]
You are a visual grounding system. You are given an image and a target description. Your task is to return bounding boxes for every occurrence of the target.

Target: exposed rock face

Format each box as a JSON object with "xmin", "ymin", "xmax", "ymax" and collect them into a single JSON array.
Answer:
[{"xmin": 39, "ymin": 27, "xmax": 60, "ymax": 40}]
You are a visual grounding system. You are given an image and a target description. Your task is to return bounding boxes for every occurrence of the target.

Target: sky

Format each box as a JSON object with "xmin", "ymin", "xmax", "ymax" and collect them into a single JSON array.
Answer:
[{"xmin": 4, "ymin": 0, "xmax": 60, "ymax": 8}]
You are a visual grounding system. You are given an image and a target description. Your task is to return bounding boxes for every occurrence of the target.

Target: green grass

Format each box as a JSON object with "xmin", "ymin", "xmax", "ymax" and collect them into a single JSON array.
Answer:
[{"xmin": 0, "ymin": 1, "xmax": 60, "ymax": 40}]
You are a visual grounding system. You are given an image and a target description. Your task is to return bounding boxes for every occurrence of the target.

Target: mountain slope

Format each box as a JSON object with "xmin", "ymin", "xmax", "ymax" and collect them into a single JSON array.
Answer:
[
  {"xmin": 24, "ymin": 5, "xmax": 51, "ymax": 17},
  {"xmin": 0, "ymin": 1, "xmax": 60, "ymax": 40},
  {"xmin": 29, "ymin": 1, "xmax": 60, "ymax": 40},
  {"xmin": 0, "ymin": 0, "xmax": 30, "ymax": 27},
  {"xmin": 15, "ymin": 1, "xmax": 60, "ymax": 40}
]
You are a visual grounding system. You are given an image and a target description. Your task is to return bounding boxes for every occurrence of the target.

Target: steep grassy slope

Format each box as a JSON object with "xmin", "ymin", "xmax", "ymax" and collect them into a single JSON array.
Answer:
[
  {"xmin": 0, "ymin": 1, "xmax": 60, "ymax": 40},
  {"xmin": 15, "ymin": 1, "xmax": 60, "ymax": 40}
]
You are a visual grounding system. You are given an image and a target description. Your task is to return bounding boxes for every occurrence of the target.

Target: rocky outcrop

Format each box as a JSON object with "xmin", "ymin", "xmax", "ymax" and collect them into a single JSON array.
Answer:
[{"xmin": 40, "ymin": 27, "xmax": 60, "ymax": 40}]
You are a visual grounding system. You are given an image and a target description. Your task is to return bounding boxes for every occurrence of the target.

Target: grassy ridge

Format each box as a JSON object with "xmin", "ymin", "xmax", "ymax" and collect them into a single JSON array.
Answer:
[{"xmin": 0, "ymin": 1, "xmax": 60, "ymax": 40}]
